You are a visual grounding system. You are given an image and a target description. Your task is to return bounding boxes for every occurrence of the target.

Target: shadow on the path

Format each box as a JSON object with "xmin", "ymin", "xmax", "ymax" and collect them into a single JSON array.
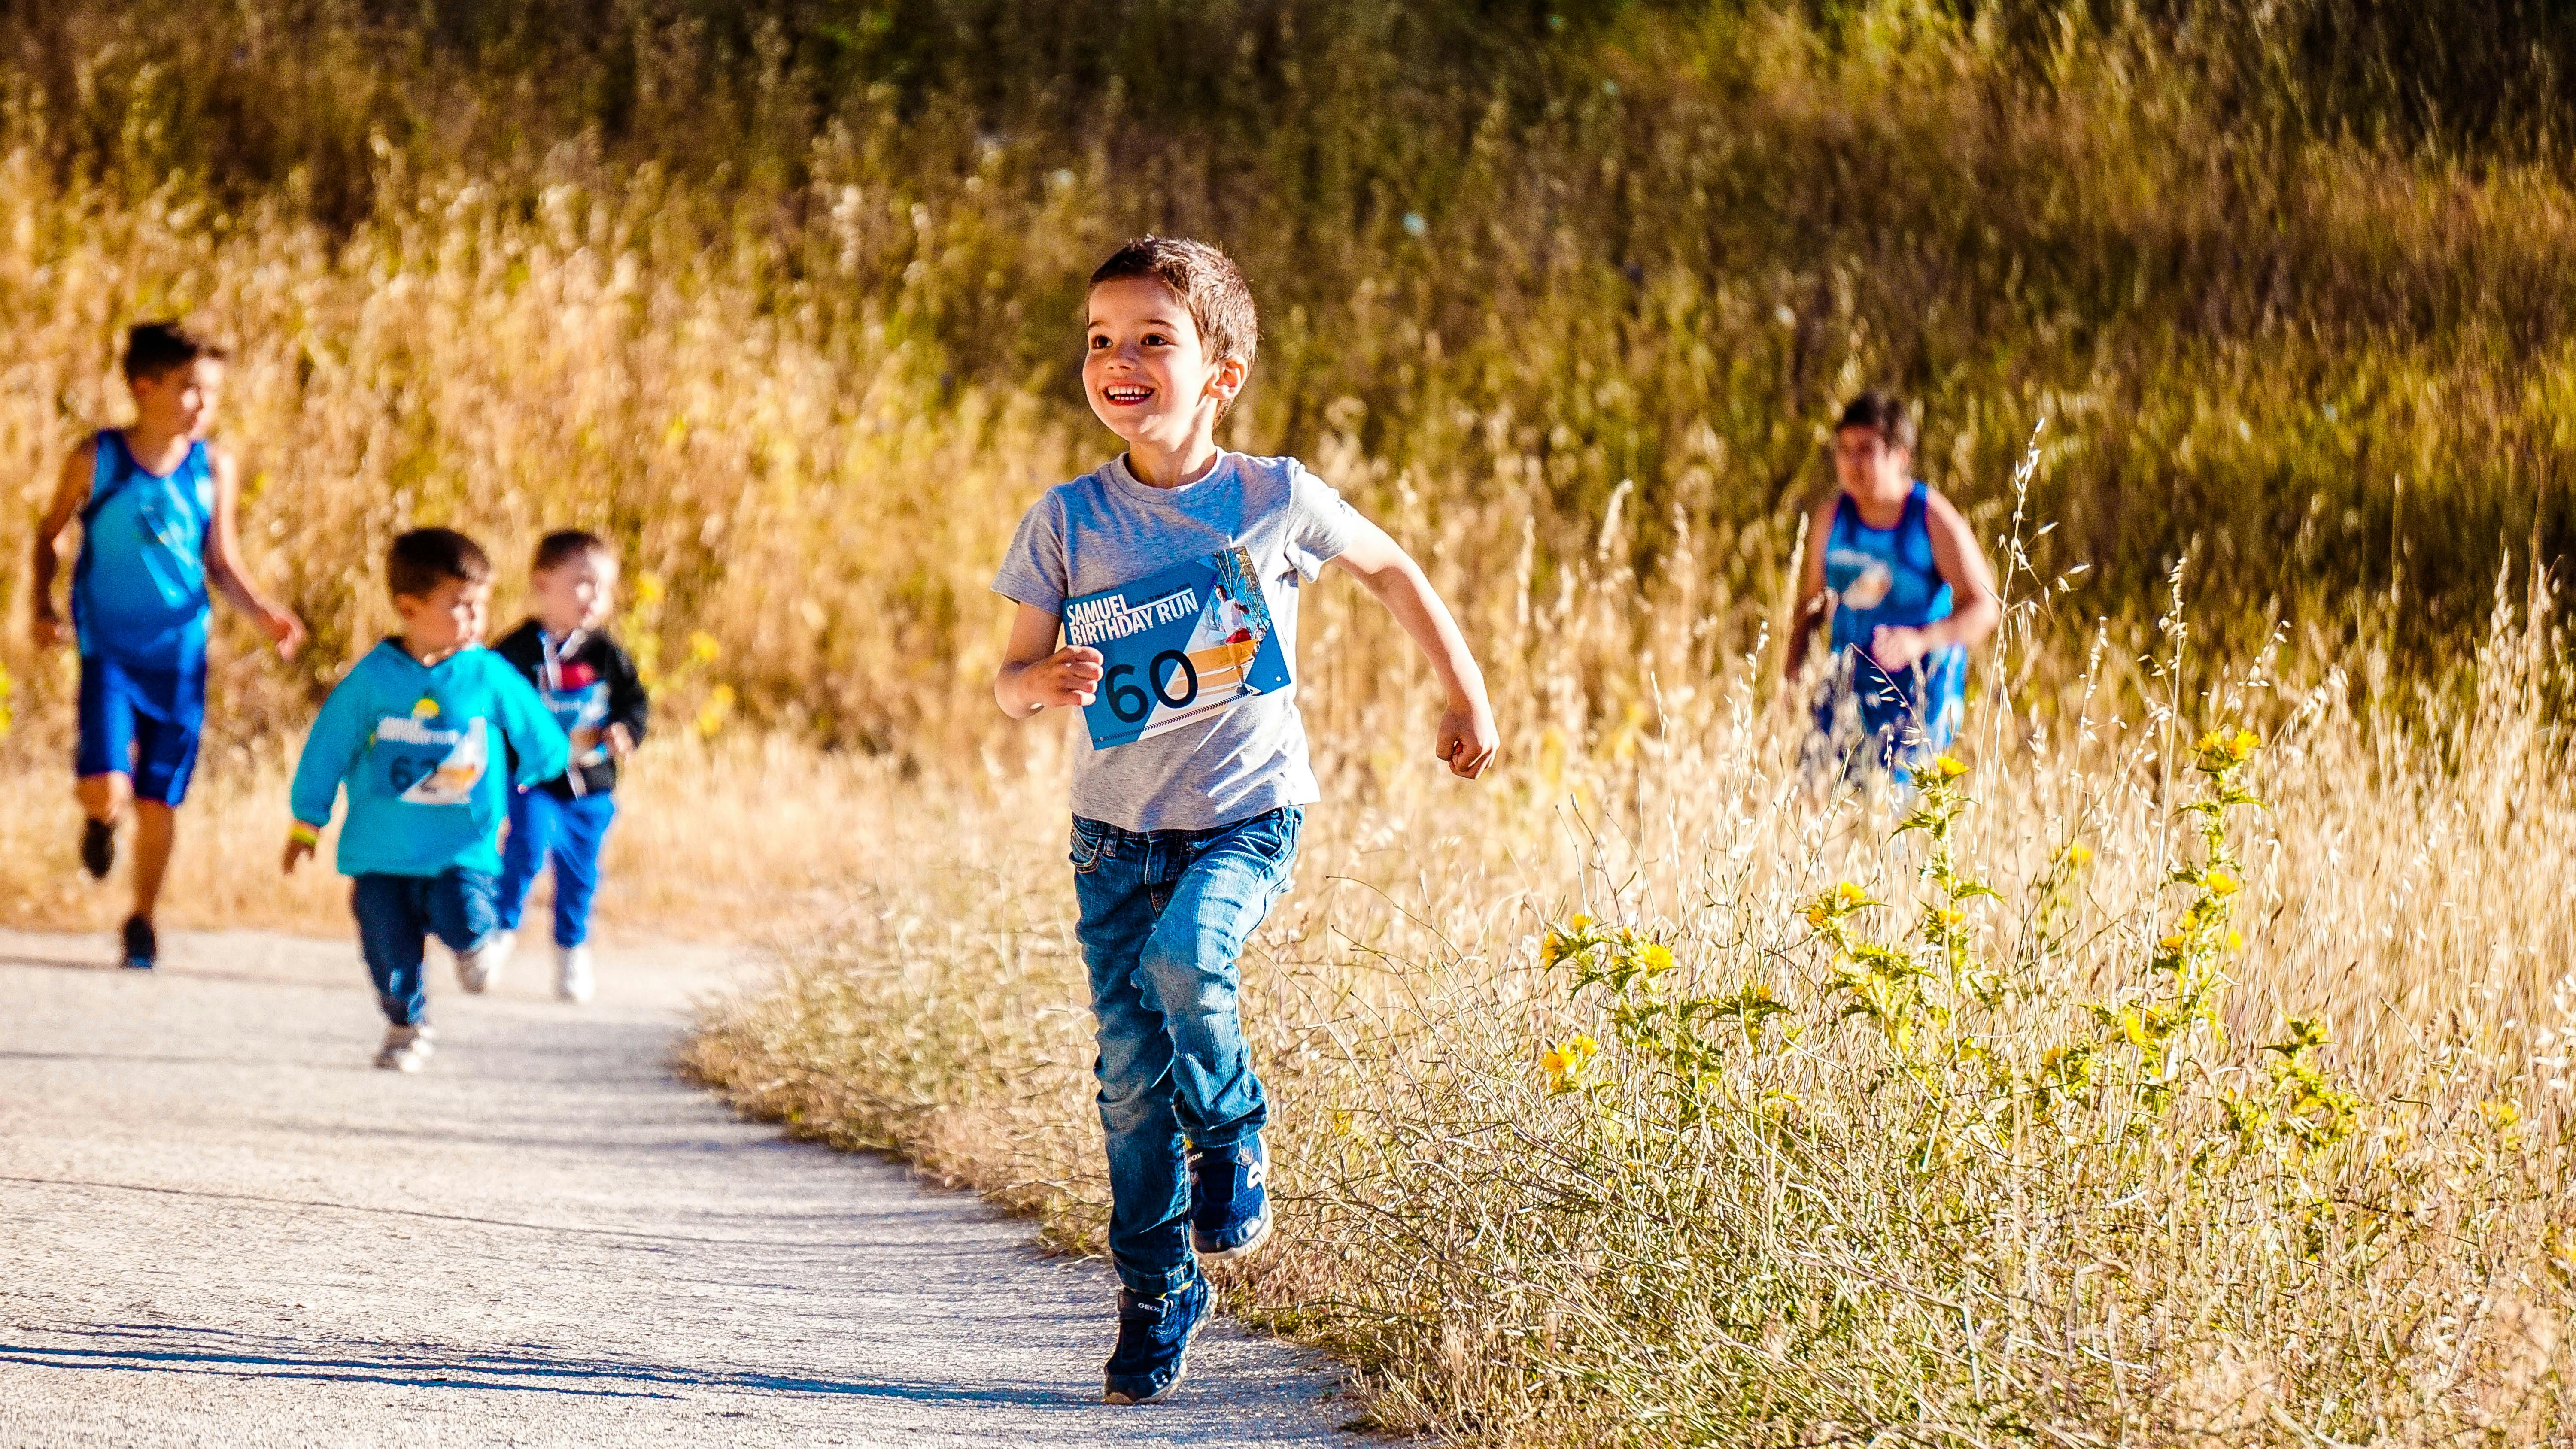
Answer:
[{"xmin": 0, "ymin": 1322, "xmax": 1103, "ymax": 1410}]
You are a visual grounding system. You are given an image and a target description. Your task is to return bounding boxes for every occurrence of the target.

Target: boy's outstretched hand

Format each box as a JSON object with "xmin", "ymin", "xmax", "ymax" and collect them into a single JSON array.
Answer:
[
  {"xmin": 1437, "ymin": 697, "xmax": 1500, "ymax": 779},
  {"xmin": 282, "ymin": 833, "xmax": 315, "ymax": 874}
]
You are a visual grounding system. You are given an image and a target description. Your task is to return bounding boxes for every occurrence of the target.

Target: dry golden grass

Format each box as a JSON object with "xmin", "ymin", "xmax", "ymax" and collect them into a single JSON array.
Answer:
[
  {"xmin": 684, "ymin": 558, "xmax": 2576, "ymax": 1443},
  {"xmin": 0, "ymin": 729, "xmax": 905, "ymax": 941}
]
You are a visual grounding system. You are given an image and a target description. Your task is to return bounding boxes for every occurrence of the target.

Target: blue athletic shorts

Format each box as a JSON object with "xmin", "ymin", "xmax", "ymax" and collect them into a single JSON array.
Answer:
[{"xmin": 76, "ymin": 655, "xmax": 207, "ymax": 805}]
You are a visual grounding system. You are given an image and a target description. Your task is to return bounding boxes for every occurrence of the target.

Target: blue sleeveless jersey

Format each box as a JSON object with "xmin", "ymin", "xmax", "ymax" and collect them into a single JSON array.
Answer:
[
  {"xmin": 73, "ymin": 431, "xmax": 214, "ymax": 670},
  {"xmin": 1817, "ymin": 482, "xmax": 1966, "ymax": 767}
]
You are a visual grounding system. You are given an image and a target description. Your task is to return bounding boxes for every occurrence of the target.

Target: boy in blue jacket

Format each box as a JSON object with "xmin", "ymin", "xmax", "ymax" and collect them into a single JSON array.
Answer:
[{"xmin": 283, "ymin": 528, "xmax": 570, "ymax": 1072}]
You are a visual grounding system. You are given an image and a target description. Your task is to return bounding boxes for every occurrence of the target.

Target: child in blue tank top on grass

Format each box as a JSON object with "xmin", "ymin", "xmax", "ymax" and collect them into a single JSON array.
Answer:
[
  {"xmin": 283, "ymin": 529, "xmax": 570, "ymax": 1073},
  {"xmin": 28, "ymin": 321, "xmax": 307, "ymax": 969},
  {"xmin": 993, "ymin": 237, "xmax": 1498, "ymax": 1405},
  {"xmin": 1786, "ymin": 391, "xmax": 2001, "ymax": 783}
]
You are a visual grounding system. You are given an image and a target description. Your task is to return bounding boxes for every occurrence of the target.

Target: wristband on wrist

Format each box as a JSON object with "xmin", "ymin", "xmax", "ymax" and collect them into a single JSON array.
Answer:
[{"xmin": 288, "ymin": 823, "xmax": 320, "ymax": 846}]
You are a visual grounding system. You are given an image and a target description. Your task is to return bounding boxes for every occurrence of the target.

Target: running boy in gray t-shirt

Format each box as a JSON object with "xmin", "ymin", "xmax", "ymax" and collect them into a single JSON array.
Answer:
[{"xmin": 994, "ymin": 236, "xmax": 1497, "ymax": 1405}]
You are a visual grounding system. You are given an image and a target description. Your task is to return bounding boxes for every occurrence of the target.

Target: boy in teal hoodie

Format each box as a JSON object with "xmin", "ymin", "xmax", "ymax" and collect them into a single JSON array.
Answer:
[{"xmin": 284, "ymin": 528, "xmax": 570, "ymax": 1071}]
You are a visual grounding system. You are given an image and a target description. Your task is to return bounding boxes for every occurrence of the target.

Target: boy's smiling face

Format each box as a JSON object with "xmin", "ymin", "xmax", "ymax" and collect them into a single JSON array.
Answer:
[{"xmin": 1083, "ymin": 276, "xmax": 1247, "ymax": 460}]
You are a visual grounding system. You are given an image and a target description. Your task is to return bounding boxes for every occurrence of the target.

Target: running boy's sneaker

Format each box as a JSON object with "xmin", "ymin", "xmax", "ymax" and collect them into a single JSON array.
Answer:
[
  {"xmin": 374, "ymin": 1023, "xmax": 434, "ymax": 1072},
  {"xmin": 456, "ymin": 932, "xmax": 511, "ymax": 994},
  {"xmin": 1102, "ymin": 1269, "xmax": 1209, "ymax": 1405},
  {"xmin": 119, "ymin": 915, "xmax": 156, "ymax": 971},
  {"xmin": 556, "ymin": 943, "xmax": 595, "ymax": 1004},
  {"xmin": 1188, "ymin": 1133, "xmax": 1272, "ymax": 1260},
  {"xmin": 80, "ymin": 818, "xmax": 115, "ymax": 880}
]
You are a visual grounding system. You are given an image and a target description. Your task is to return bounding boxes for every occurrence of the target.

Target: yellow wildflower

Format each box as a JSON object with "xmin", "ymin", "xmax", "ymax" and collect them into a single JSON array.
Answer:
[
  {"xmin": 1931, "ymin": 755, "xmax": 1969, "ymax": 781},
  {"xmin": 2158, "ymin": 932, "xmax": 2187, "ymax": 954},
  {"xmin": 2226, "ymin": 930, "xmax": 2245, "ymax": 952},
  {"xmin": 1542, "ymin": 1034, "xmax": 1601, "ymax": 1094},
  {"xmin": 2195, "ymin": 725, "xmax": 2263, "ymax": 770},
  {"xmin": 1639, "ymin": 943, "xmax": 1676, "ymax": 975},
  {"xmin": 1540, "ymin": 932, "xmax": 1566, "ymax": 969},
  {"xmin": 2204, "ymin": 869, "xmax": 2240, "ymax": 897},
  {"xmin": 1567, "ymin": 913, "xmax": 1593, "ymax": 931},
  {"xmin": 2065, "ymin": 844, "xmax": 2094, "ymax": 868},
  {"xmin": 1836, "ymin": 882, "xmax": 1870, "ymax": 907}
]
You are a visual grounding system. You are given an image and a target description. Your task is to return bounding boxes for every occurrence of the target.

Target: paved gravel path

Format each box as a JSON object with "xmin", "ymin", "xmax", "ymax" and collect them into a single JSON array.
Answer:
[{"xmin": 0, "ymin": 926, "xmax": 1350, "ymax": 1447}]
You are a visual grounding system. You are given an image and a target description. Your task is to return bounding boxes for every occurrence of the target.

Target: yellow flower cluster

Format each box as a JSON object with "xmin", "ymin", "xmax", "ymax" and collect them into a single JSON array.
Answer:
[
  {"xmin": 1930, "ymin": 755, "xmax": 1970, "ymax": 782},
  {"xmin": 1542, "ymin": 1033, "xmax": 1601, "ymax": 1094},
  {"xmin": 1538, "ymin": 912, "xmax": 1595, "ymax": 970},
  {"xmin": 2194, "ymin": 726, "xmax": 2261, "ymax": 772},
  {"xmin": 1804, "ymin": 881, "xmax": 1873, "ymax": 932}
]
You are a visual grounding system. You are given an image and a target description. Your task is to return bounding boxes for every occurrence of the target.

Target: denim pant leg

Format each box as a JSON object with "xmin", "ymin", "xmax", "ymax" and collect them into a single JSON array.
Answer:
[
  {"xmin": 545, "ymin": 794, "xmax": 617, "ymax": 947},
  {"xmin": 1139, "ymin": 809, "xmax": 1299, "ymax": 1151},
  {"xmin": 1074, "ymin": 830, "xmax": 1193, "ymax": 1297},
  {"xmin": 351, "ymin": 875, "xmax": 431, "ymax": 1026},
  {"xmin": 495, "ymin": 788, "xmax": 553, "ymax": 931},
  {"xmin": 423, "ymin": 869, "xmax": 500, "ymax": 957}
]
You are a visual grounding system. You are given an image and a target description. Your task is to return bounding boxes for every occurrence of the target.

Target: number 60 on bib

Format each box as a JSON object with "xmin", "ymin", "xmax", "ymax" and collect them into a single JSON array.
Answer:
[{"xmin": 1062, "ymin": 546, "xmax": 1292, "ymax": 749}]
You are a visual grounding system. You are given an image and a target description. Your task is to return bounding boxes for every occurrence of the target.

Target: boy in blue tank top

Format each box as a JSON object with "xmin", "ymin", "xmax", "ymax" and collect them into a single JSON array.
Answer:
[
  {"xmin": 28, "ymin": 321, "xmax": 306, "ymax": 969},
  {"xmin": 1786, "ymin": 391, "xmax": 2000, "ymax": 783}
]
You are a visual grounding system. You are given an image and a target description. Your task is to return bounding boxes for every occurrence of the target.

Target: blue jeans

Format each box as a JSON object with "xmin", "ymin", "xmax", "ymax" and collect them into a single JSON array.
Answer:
[
  {"xmin": 1072, "ymin": 806, "xmax": 1301, "ymax": 1296},
  {"xmin": 352, "ymin": 870, "xmax": 498, "ymax": 1026},
  {"xmin": 497, "ymin": 788, "xmax": 618, "ymax": 947}
]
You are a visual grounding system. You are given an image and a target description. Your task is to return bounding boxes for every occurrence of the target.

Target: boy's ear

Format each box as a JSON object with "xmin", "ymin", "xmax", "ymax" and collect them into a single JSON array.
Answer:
[{"xmin": 1208, "ymin": 354, "xmax": 1250, "ymax": 408}]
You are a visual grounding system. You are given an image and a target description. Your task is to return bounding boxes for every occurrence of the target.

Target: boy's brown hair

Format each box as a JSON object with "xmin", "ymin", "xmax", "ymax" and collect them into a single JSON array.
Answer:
[
  {"xmin": 387, "ymin": 528, "xmax": 492, "ymax": 599},
  {"xmin": 532, "ymin": 529, "xmax": 613, "ymax": 573},
  {"xmin": 122, "ymin": 321, "xmax": 226, "ymax": 382},
  {"xmin": 1088, "ymin": 236, "xmax": 1259, "ymax": 371},
  {"xmin": 1835, "ymin": 390, "xmax": 1918, "ymax": 453}
]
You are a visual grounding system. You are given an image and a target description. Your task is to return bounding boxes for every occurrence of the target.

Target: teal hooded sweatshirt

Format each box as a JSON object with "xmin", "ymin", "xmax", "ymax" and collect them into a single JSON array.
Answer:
[{"xmin": 290, "ymin": 640, "xmax": 572, "ymax": 877}]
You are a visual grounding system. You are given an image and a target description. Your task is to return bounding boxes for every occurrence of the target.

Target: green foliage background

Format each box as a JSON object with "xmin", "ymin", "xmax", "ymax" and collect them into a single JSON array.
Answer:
[{"xmin": 4, "ymin": 0, "xmax": 2572, "ymax": 748}]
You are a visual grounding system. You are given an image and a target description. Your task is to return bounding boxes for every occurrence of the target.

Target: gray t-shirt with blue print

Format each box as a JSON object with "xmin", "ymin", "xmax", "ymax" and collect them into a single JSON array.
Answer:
[{"xmin": 992, "ymin": 451, "xmax": 1364, "ymax": 832}]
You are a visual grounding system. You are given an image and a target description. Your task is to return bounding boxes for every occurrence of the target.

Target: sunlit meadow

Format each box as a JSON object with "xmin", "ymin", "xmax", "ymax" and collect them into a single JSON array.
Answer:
[{"xmin": 3, "ymin": 1, "xmax": 2574, "ymax": 1440}]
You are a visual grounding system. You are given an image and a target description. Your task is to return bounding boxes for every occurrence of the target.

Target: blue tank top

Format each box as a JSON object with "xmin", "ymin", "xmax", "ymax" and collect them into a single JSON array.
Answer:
[
  {"xmin": 1823, "ymin": 482, "xmax": 1967, "ymax": 742},
  {"xmin": 73, "ymin": 430, "xmax": 214, "ymax": 670}
]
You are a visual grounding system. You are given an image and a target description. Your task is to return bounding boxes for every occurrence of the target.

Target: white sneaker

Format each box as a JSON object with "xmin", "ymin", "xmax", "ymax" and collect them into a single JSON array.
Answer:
[
  {"xmin": 374, "ymin": 1023, "xmax": 434, "ymax": 1072},
  {"xmin": 556, "ymin": 944, "xmax": 595, "ymax": 1004},
  {"xmin": 456, "ymin": 931, "xmax": 514, "ymax": 994}
]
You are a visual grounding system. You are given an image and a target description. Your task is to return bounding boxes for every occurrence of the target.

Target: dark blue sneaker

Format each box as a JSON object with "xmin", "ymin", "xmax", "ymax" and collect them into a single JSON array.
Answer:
[
  {"xmin": 120, "ymin": 915, "xmax": 156, "ymax": 971},
  {"xmin": 1189, "ymin": 1133, "xmax": 1272, "ymax": 1260},
  {"xmin": 1102, "ymin": 1270, "xmax": 1208, "ymax": 1404},
  {"xmin": 80, "ymin": 818, "xmax": 115, "ymax": 880}
]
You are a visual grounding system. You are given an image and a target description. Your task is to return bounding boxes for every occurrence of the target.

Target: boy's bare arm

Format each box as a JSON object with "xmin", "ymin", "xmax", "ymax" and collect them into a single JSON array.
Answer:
[
  {"xmin": 203, "ymin": 448, "xmax": 306, "ymax": 657},
  {"xmin": 29, "ymin": 445, "xmax": 94, "ymax": 649},
  {"xmin": 993, "ymin": 603, "xmax": 1104, "ymax": 718},
  {"xmin": 1868, "ymin": 492, "xmax": 2001, "ymax": 670},
  {"xmin": 1783, "ymin": 495, "xmax": 1836, "ymax": 680},
  {"xmin": 1327, "ymin": 518, "xmax": 1498, "ymax": 779}
]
